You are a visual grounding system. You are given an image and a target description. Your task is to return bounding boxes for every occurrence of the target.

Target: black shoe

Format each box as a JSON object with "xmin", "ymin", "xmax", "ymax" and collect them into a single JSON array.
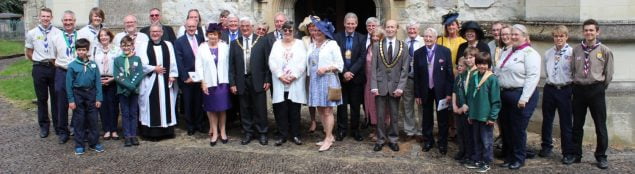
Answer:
[
  {"xmin": 131, "ymin": 137, "xmax": 140, "ymax": 146},
  {"xmin": 422, "ymin": 143, "xmax": 433, "ymax": 152},
  {"xmin": 353, "ymin": 132, "xmax": 363, "ymax": 141},
  {"xmin": 291, "ymin": 137, "xmax": 303, "ymax": 145},
  {"xmin": 274, "ymin": 139, "xmax": 286, "ymax": 146},
  {"xmin": 209, "ymin": 140, "xmax": 217, "ymax": 146},
  {"xmin": 124, "ymin": 138, "xmax": 132, "ymax": 147},
  {"xmin": 373, "ymin": 144, "xmax": 384, "ymax": 151},
  {"xmin": 509, "ymin": 162, "xmax": 523, "ymax": 170},
  {"xmin": 259, "ymin": 135, "xmax": 268, "ymax": 145},
  {"xmin": 439, "ymin": 147, "xmax": 448, "ymax": 155},
  {"xmin": 388, "ymin": 143, "xmax": 400, "ymax": 151},
  {"xmin": 562, "ymin": 155, "xmax": 576, "ymax": 165},
  {"xmin": 57, "ymin": 136, "xmax": 69, "ymax": 144},
  {"xmin": 597, "ymin": 158, "xmax": 609, "ymax": 169},
  {"xmin": 221, "ymin": 137, "xmax": 228, "ymax": 144},
  {"xmin": 538, "ymin": 148, "xmax": 552, "ymax": 157},
  {"xmin": 241, "ymin": 134, "xmax": 253, "ymax": 145},
  {"xmin": 499, "ymin": 162, "xmax": 511, "ymax": 168},
  {"xmin": 526, "ymin": 149, "xmax": 536, "ymax": 159},
  {"xmin": 574, "ymin": 156, "xmax": 582, "ymax": 163},
  {"xmin": 335, "ymin": 132, "xmax": 345, "ymax": 141},
  {"xmin": 187, "ymin": 129, "xmax": 195, "ymax": 136},
  {"xmin": 39, "ymin": 128, "xmax": 49, "ymax": 138}
]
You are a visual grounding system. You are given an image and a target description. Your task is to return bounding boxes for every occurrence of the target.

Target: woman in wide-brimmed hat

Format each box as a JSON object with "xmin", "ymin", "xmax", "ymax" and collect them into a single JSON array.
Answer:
[
  {"xmin": 456, "ymin": 21, "xmax": 490, "ymax": 65},
  {"xmin": 436, "ymin": 11, "xmax": 466, "ymax": 67},
  {"xmin": 306, "ymin": 16, "xmax": 343, "ymax": 152}
]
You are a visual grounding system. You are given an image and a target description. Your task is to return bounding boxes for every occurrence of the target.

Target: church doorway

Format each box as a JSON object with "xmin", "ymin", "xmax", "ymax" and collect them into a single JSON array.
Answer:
[{"xmin": 293, "ymin": 0, "xmax": 377, "ymax": 35}]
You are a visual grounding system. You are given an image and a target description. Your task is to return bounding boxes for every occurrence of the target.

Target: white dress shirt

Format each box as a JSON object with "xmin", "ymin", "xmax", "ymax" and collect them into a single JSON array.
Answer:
[{"xmin": 405, "ymin": 36, "xmax": 424, "ymax": 77}]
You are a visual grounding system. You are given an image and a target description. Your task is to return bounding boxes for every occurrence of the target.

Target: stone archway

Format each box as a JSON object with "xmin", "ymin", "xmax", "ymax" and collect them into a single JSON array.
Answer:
[{"xmin": 268, "ymin": 0, "xmax": 388, "ymax": 34}]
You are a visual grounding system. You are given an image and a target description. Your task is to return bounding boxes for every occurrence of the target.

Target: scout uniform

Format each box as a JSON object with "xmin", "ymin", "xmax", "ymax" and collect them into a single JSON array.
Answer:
[
  {"xmin": 453, "ymin": 67, "xmax": 476, "ymax": 162},
  {"xmin": 466, "ymin": 70, "xmax": 501, "ymax": 166},
  {"xmin": 113, "ymin": 54, "xmax": 144, "ymax": 140},
  {"xmin": 65, "ymin": 57, "xmax": 103, "ymax": 149}
]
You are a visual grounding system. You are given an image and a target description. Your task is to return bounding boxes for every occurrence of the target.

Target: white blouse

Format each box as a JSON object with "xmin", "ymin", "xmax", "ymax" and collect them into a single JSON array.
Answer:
[
  {"xmin": 495, "ymin": 45, "xmax": 541, "ymax": 103},
  {"xmin": 195, "ymin": 42, "xmax": 230, "ymax": 88},
  {"xmin": 91, "ymin": 43, "xmax": 120, "ymax": 76},
  {"xmin": 269, "ymin": 39, "xmax": 308, "ymax": 104},
  {"xmin": 306, "ymin": 40, "xmax": 344, "ymax": 76}
]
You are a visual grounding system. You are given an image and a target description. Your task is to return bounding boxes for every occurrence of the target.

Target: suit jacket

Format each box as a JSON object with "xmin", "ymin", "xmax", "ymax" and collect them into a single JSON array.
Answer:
[
  {"xmin": 140, "ymin": 25, "xmax": 177, "ymax": 43},
  {"xmin": 370, "ymin": 39, "xmax": 410, "ymax": 96},
  {"xmin": 228, "ymin": 33, "xmax": 271, "ymax": 94},
  {"xmin": 334, "ymin": 32, "xmax": 367, "ymax": 84},
  {"xmin": 264, "ymin": 31, "xmax": 279, "ymax": 52},
  {"xmin": 413, "ymin": 44, "xmax": 454, "ymax": 101},
  {"xmin": 174, "ymin": 34, "xmax": 205, "ymax": 82}
]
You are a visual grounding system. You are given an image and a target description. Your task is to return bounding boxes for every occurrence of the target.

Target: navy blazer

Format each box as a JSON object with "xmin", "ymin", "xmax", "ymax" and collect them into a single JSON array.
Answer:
[
  {"xmin": 334, "ymin": 32, "xmax": 367, "ymax": 84},
  {"xmin": 174, "ymin": 34, "xmax": 204, "ymax": 82},
  {"xmin": 228, "ymin": 34, "xmax": 272, "ymax": 94},
  {"xmin": 413, "ymin": 44, "xmax": 454, "ymax": 101}
]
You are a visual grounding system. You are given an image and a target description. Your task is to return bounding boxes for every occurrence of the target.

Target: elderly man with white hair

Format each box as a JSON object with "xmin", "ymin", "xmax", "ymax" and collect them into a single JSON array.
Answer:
[
  {"xmin": 413, "ymin": 27, "xmax": 454, "ymax": 155},
  {"xmin": 365, "ymin": 17, "xmax": 380, "ymax": 48},
  {"xmin": 221, "ymin": 14, "xmax": 240, "ymax": 43},
  {"xmin": 228, "ymin": 16, "xmax": 272, "ymax": 146},
  {"xmin": 401, "ymin": 21, "xmax": 425, "ymax": 142}
]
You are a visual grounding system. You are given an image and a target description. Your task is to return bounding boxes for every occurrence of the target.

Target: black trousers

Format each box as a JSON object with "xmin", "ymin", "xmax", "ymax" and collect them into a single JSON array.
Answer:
[
  {"xmin": 273, "ymin": 92, "xmax": 301, "ymax": 139},
  {"xmin": 572, "ymin": 83, "xmax": 608, "ymax": 160},
  {"xmin": 71, "ymin": 88, "xmax": 99, "ymax": 148},
  {"xmin": 54, "ymin": 68, "xmax": 70, "ymax": 137},
  {"xmin": 541, "ymin": 84, "xmax": 574, "ymax": 155},
  {"xmin": 32, "ymin": 64, "xmax": 57, "ymax": 132},
  {"xmin": 421, "ymin": 88, "xmax": 449, "ymax": 148},
  {"xmin": 336, "ymin": 82, "xmax": 364, "ymax": 135},
  {"xmin": 181, "ymin": 82, "xmax": 204, "ymax": 131},
  {"xmin": 239, "ymin": 76, "xmax": 268, "ymax": 135}
]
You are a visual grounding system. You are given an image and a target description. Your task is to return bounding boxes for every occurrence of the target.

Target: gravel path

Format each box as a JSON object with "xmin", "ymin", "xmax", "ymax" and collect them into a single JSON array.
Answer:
[{"xmin": 0, "ymin": 57, "xmax": 633, "ymax": 173}]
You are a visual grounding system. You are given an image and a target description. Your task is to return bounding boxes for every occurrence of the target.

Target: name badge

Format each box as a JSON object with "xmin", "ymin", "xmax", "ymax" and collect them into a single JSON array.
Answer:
[
  {"xmin": 596, "ymin": 52, "xmax": 603, "ymax": 59},
  {"xmin": 91, "ymin": 64, "xmax": 97, "ymax": 68},
  {"xmin": 133, "ymin": 62, "xmax": 138, "ymax": 66},
  {"xmin": 345, "ymin": 50, "xmax": 352, "ymax": 59}
]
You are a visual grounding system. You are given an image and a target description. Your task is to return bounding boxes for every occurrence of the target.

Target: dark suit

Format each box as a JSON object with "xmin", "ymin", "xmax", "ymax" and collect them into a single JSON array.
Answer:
[
  {"xmin": 228, "ymin": 34, "xmax": 271, "ymax": 136},
  {"xmin": 220, "ymin": 29, "xmax": 241, "ymax": 123},
  {"xmin": 174, "ymin": 34, "xmax": 205, "ymax": 132},
  {"xmin": 413, "ymin": 44, "xmax": 454, "ymax": 150},
  {"xmin": 333, "ymin": 32, "xmax": 367, "ymax": 137},
  {"xmin": 140, "ymin": 25, "xmax": 177, "ymax": 43}
]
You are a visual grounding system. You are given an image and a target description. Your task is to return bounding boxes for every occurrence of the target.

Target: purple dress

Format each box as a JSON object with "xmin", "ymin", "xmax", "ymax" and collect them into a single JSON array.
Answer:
[{"xmin": 203, "ymin": 48, "xmax": 231, "ymax": 112}]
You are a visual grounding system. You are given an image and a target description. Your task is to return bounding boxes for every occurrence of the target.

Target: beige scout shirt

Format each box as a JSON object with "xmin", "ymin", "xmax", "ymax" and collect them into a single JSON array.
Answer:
[{"xmin": 571, "ymin": 42, "xmax": 614, "ymax": 86}]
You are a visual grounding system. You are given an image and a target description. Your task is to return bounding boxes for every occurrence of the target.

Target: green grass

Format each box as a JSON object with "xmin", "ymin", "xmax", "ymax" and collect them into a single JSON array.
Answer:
[
  {"xmin": 0, "ymin": 40, "xmax": 24, "ymax": 57},
  {"xmin": 0, "ymin": 59, "xmax": 35, "ymax": 107}
]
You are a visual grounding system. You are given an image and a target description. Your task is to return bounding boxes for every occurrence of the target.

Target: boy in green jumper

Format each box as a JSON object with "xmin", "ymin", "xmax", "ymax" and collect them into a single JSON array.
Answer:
[
  {"xmin": 66, "ymin": 38, "xmax": 104, "ymax": 155},
  {"xmin": 453, "ymin": 47, "xmax": 478, "ymax": 164},
  {"xmin": 113, "ymin": 36, "xmax": 144, "ymax": 147},
  {"xmin": 465, "ymin": 52, "xmax": 501, "ymax": 172}
]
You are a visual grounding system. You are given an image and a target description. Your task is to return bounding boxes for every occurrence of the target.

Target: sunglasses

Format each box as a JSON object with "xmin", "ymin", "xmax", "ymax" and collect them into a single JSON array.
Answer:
[
  {"xmin": 283, "ymin": 28, "xmax": 293, "ymax": 33},
  {"xmin": 150, "ymin": 14, "xmax": 160, "ymax": 17}
]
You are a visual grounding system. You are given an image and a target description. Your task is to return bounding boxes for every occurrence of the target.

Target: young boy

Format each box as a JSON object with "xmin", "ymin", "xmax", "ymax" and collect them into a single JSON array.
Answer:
[
  {"xmin": 113, "ymin": 36, "xmax": 144, "ymax": 147},
  {"xmin": 66, "ymin": 38, "xmax": 104, "ymax": 155},
  {"xmin": 465, "ymin": 52, "xmax": 501, "ymax": 173},
  {"xmin": 453, "ymin": 47, "xmax": 478, "ymax": 164}
]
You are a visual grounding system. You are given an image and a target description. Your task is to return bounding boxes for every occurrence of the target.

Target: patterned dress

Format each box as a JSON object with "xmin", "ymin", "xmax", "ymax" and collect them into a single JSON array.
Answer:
[{"xmin": 308, "ymin": 47, "xmax": 343, "ymax": 107}]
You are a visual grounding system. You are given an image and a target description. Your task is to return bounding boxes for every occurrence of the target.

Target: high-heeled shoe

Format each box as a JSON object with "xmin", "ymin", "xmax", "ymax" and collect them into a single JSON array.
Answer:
[
  {"xmin": 318, "ymin": 141, "xmax": 333, "ymax": 152},
  {"xmin": 221, "ymin": 136, "xmax": 228, "ymax": 144},
  {"xmin": 309, "ymin": 121, "xmax": 317, "ymax": 134},
  {"xmin": 209, "ymin": 133, "xmax": 217, "ymax": 146}
]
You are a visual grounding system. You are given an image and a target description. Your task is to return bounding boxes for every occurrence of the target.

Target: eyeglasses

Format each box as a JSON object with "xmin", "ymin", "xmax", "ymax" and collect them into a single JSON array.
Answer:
[
  {"xmin": 150, "ymin": 14, "xmax": 159, "ymax": 17},
  {"xmin": 283, "ymin": 28, "xmax": 293, "ymax": 33}
]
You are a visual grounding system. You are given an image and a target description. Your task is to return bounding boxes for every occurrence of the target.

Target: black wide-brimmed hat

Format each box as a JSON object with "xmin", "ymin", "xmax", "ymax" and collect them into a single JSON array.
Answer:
[
  {"xmin": 459, "ymin": 21, "xmax": 485, "ymax": 40},
  {"xmin": 206, "ymin": 23, "xmax": 222, "ymax": 34}
]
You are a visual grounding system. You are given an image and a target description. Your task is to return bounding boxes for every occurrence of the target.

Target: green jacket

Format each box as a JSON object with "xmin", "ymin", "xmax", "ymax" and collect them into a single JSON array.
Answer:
[
  {"xmin": 466, "ymin": 71, "xmax": 501, "ymax": 122},
  {"xmin": 66, "ymin": 57, "xmax": 103, "ymax": 103},
  {"xmin": 453, "ymin": 68, "xmax": 477, "ymax": 109},
  {"xmin": 113, "ymin": 54, "xmax": 143, "ymax": 96}
]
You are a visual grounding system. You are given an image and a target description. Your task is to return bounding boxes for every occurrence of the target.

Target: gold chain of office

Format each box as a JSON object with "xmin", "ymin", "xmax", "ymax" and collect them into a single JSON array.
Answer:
[
  {"xmin": 379, "ymin": 40, "xmax": 403, "ymax": 68},
  {"xmin": 236, "ymin": 36, "xmax": 261, "ymax": 50}
]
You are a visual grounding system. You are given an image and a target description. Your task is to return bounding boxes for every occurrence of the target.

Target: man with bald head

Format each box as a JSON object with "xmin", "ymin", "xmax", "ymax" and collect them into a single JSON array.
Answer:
[
  {"xmin": 370, "ymin": 20, "xmax": 410, "ymax": 152},
  {"xmin": 114, "ymin": 15, "xmax": 149, "ymax": 57},
  {"xmin": 174, "ymin": 19, "xmax": 205, "ymax": 135},
  {"xmin": 141, "ymin": 8, "xmax": 177, "ymax": 43}
]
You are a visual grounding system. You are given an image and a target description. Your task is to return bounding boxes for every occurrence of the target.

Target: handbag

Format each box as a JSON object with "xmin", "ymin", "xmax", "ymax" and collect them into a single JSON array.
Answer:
[{"xmin": 328, "ymin": 73, "xmax": 342, "ymax": 101}]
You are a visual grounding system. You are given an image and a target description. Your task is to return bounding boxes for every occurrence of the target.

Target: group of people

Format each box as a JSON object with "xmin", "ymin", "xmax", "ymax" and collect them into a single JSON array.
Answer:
[{"xmin": 25, "ymin": 6, "xmax": 613, "ymax": 172}]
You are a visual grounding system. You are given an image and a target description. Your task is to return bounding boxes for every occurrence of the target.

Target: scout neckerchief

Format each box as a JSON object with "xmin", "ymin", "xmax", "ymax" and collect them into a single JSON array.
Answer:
[
  {"xmin": 464, "ymin": 66, "xmax": 477, "ymax": 94},
  {"xmin": 379, "ymin": 39, "xmax": 403, "ymax": 68},
  {"xmin": 581, "ymin": 40, "xmax": 601, "ymax": 77},
  {"xmin": 101, "ymin": 44, "xmax": 111, "ymax": 75},
  {"xmin": 63, "ymin": 30, "xmax": 78, "ymax": 58},
  {"xmin": 38, "ymin": 24, "xmax": 52, "ymax": 53},
  {"xmin": 122, "ymin": 54, "xmax": 130, "ymax": 75},
  {"xmin": 74, "ymin": 57, "xmax": 91, "ymax": 72},
  {"xmin": 472, "ymin": 70, "xmax": 493, "ymax": 97},
  {"xmin": 88, "ymin": 24, "xmax": 101, "ymax": 42},
  {"xmin": 499, "ymin": 42, "xmax": 530, "ymax": 69},
  {"xmin": 551, "ymin": 44, "xmax": 569, "ymax": 76}
]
